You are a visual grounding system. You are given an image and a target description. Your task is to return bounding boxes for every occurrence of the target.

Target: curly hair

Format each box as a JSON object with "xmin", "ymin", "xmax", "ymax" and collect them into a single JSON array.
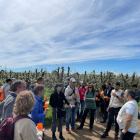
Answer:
[{"xmin": 13, "ymin": 90, "xmax": 35, "ymax": 115}]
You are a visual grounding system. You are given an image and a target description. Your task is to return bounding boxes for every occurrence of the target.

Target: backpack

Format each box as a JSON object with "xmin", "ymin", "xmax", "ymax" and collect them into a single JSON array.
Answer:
[
  {"xmin": 0, "ymin": 113, "xmax": 32, "ymax": 140},
  {"xmin": 0, "ymin": 87, "xmax": 5, "ymax": 101}
]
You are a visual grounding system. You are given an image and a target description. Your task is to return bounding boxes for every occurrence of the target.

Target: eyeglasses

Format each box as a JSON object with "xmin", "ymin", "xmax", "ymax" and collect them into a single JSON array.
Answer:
[{"xmin": 88, "ymin": 87, "xmax": 92, "ymax": 89}]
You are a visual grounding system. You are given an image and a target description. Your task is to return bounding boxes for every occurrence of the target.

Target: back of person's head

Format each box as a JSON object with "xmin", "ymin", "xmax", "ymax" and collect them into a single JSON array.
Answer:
[
  {"xmin": 13, "ymin": 90, "xmax": 35, "ymax": 115},
  {"xmin": 33, "ymin": 85, "xmax": 45, "ymax": 95},
  {"xmin": 10, "ymin": 80, "xmax": 24, "ymax": 92},
  {"xmin": 132, "ymin": 84, "xmax": 137, "ymax": 88},
  {"xmin": 126, "ymin": 89, "xmax": 137, "ymax": 99},
  {"xmin": 37, "ymin": 77, "xmax": 44, "ymax": 83},
  {"xmin": 6, "ymin": 78, "xmax": 12, "ymax": 84}
]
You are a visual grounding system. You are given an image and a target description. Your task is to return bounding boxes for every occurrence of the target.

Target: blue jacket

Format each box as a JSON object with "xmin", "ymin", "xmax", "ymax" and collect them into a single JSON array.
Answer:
[{"xmin": 31, "ymin": 95, "xmax": 46, "ymax": 126}]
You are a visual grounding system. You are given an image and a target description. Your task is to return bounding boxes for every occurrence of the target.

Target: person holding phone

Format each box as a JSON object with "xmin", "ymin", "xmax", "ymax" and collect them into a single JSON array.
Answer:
[{"xmin": 77, "ymin": 84, "xmax": 96, "ymax": 131}]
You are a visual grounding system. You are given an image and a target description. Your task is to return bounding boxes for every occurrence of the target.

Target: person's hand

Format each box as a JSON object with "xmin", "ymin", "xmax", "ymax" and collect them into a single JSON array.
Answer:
[
  {"xmin": 73, "ymin": 96, "xmax": 77, "ymax": 99},
  {"xmin": 98, "ymin": 99, "xmax": 100, "ymax": 101},
  {"xmin": 69, "ymin": 104, "xmax": 73, "ymax": 108},
  {"xmin": 44, "ymin": 108, "xmax": 49, "ymax": 114},
  {"xmin": 92, "ymin": 98, "xmax": 95, "ymax": 101},
  {"xmin": 77, "ymin": 102, "xmax": 80, "ymax": 107},
  {"xmin": 112, "ymin": 93, "xmax": 117, "ymax": 97},
  {"xmin": 106, "ymin": 107, "xmax": 109, "ymax": 112},
  {"xmin": 72, "ymin": 105, "xmax": 75, "ymax": 108},
  {"xmin": 122, "ymin": 129, "xmax": 127, "ymax": 135},
  {"xmin": 43, "ymin": 98, "xmax": 47, "ymax": 102}
]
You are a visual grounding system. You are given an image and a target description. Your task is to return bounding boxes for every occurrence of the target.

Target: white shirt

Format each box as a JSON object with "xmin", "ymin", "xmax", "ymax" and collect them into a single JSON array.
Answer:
[
  {"xmin": 109, "ymin": 89, "xmax": 124, "ymax": 108},
  {"xmin": 119, "ymin": 103, "xmax": 138, "ymax": 133}
]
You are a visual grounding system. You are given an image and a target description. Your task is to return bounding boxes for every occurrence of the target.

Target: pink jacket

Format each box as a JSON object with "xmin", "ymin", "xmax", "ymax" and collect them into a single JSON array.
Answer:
[{"xmin": 77, "ymin": 87, "xmax": 87, "ymax": 100}]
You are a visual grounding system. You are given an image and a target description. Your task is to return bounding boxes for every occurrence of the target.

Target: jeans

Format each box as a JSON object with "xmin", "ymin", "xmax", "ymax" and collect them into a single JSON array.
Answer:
[
  {"xmin": 77, "ymin": 100, "xmax": 85, "ymax": 119},
  {"xmin": 66, "ymin": 105, "xmax": 78, "ymax": 130},
  {"xmin": 94, "ymin": 107, "xmax": 100, "ymax": 120},
  {"xmin": 105, "ymin": 107, "xmax": 121, "ymax": 134},
  {"xmin": 103, "ymin": 102, "xmax": 109, "ymax": 121},
  {"xmin": 80, "ymin": 108, "xmax": 96, "ymax": 129},
  {"xmin": 120, "ymin": 130, "xmax": 135, "ymax": 140},
  {"xmin": 51, "ymin": 108, "xmax": 63, "ymax": 132}
]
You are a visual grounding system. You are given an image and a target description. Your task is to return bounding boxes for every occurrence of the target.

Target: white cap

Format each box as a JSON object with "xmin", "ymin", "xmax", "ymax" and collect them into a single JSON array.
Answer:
[
  {"xmin": 80, "ymin": 81, "xmax": 84, "ymax": 84},
  {"xmin": 70, "ymin": 78, "xmax": 76, "ymax": 83}
]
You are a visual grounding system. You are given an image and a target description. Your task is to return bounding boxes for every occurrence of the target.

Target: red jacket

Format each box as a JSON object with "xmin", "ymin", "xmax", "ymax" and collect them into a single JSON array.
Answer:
[{"xmin": 77, "ymin": 87, "xmax": 87, "ymax": 100}]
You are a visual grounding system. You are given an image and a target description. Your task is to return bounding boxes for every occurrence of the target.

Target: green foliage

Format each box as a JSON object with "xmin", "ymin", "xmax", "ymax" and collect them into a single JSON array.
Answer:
[{"xmin": 44, "ymin": 88, "xmax": 53, "ymax": 127}]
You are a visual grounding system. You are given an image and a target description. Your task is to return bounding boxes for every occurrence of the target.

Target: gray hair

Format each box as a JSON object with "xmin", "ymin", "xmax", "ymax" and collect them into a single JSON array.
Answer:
[
  {"xmin": 126, "ymin": 89, "xmax": 136, "ymax": 99},
  {"xmin": 10, "ymin": 80, "xmax": 24, "ymax": 92}
]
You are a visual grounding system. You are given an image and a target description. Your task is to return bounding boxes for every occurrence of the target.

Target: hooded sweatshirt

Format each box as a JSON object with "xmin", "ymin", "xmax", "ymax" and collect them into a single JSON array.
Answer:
[{"xmin": 0, "ymin": 91, "xmax": 17, "ymax": 120}]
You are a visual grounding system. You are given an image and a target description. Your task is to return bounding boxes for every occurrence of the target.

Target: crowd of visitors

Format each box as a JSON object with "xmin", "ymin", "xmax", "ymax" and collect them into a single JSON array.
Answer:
[{"xmin": 0, "ymin": 77, "xmax": 139, "ymax": 140}]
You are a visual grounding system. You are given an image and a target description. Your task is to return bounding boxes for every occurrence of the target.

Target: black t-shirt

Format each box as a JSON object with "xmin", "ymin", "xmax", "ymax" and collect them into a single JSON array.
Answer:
[
  {"xmin": 96, "ymin": 95, "xmax": 101, "ymax": 107},
  {"xmin": 104, "ymin": 87, "xmax": 114, "ymax": 104}
]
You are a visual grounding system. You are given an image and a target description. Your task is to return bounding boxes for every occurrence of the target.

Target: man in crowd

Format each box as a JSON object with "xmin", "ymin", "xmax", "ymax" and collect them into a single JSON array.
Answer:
[
  {"xmin": 3, "ymin": 78, "xmax": 13, "ymax": 98},
  {"xmin": 117, "ymin": 89, "xmax": 138, "ymax": 140},
  {"xmin": 31, "ymin": 77, "xmax": 45, "ymax": 91},
  {"xmin": 63, "ymin": 77, "xmax": 70, "ymax": 93},
  {"xmin": 101, "ymin": 82, "xmax": 124, "ymax": 139},
  {"xmin": 65, "ymin": 78, "xmax": 80, "ymax": 133},
  {"xmin": 0, "ymin": 80, "xmax": 25, "ymax": 120},
  {"xmin": 26, "ymin": 79, "xmax": 31, "ymax": 90},
  {"xmin": 132, "ymin": 84, "xmax": 140, "ymax": 119},
  {"xmin": 100, "ymin": 83, "xmax": 114, "ymax": 123}
]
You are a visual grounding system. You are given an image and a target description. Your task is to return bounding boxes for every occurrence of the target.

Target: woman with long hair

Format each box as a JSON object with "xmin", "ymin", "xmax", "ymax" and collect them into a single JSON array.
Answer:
[
  {"xmin": 77, "ymin": 84, "xmax": 96, "ymax": 131},
  {"xmin": 76, "ymin": 81, "xmax": 86, "ymax": 121},
  {"xmin": 50, "ymin": 84, "xmax": 73, "ymax": 140}
]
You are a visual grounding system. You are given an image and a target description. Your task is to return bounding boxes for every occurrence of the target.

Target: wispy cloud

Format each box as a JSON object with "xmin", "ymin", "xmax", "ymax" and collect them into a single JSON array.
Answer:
[{"xmin": 0, "ymin": 0, "xmax": 140, "ymax": 68}]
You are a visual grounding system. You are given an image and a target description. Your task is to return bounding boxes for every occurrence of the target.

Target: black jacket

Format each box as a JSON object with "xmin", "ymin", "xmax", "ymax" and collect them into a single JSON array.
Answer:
[
  {"xmin": 49, "ymin": 91, "xmax": 69, "ymax": 108},
  {"xmin": 96, "ymin": 95, "xmax": 102, "ymax": 107}
]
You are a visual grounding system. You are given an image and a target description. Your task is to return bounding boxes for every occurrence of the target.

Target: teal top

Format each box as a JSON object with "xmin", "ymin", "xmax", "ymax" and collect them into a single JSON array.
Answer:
[{"xmin": 85, "ymin": 91, "xmax": 96, "ymax": 109}]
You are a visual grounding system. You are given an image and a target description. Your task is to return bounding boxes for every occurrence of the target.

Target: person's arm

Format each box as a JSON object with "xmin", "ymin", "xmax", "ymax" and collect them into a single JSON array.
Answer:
[
  {"xmin": 0, "ymin": 101, "xmax": 5, "ymax": 115},
  {"xmin": 117, "ymin": 96, "xmax": 124, "ymax": 104},
  {"xmin": 49, "ymin": 94, "xmax": 53, "ymax": 107},
  {"xmin": 63, "ymin": 94, "xmax": 70, "ymax": 106},
  {"xmin": 31, "ymin": 102, "xmax": 46, "ymax": 120},
  {"xmin": 65, "ymin": 89, "xmax": 73, "ymax": 101},
  {"xmin": 123, "ymin": 114, "xmax": 133, "ymax": 133},
  {"xmin": 85, "ymin": 92, "xmax": 95, "ymax": 101}
]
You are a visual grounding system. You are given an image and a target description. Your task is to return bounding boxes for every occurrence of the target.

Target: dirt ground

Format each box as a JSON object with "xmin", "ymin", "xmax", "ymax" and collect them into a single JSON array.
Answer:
[{"xmin": 44, "ymin": 116, "xmax": 140, "ymax": 140}]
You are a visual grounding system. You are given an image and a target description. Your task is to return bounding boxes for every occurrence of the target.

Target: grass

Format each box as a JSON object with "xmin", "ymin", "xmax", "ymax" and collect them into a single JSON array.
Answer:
[{"xmin": 44, "ymin": 88, "xmax": 53, "ymax": 127}]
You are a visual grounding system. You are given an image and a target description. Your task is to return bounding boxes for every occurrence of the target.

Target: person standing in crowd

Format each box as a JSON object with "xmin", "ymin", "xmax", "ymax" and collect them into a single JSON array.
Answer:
[
  {"xmin": 63, "ymin": 77, "xmax": 70, "ymax": 93},
  {"xmin": 0, "ymin": 80, "xmax": 25, "ymax": 120},
  {"xmin": 117, "ymin": 89, "xmax": 138, "ymax": 140},
  {"xmin": 50, "ymin": 84, "xmax": 73, "ymax": 140},
  {"xmin": 100, "ymin": 83, "xmax": 114, "ymax": 123},
  {"xmin": 94, "ymin": 90, "xmax": 101, "ymax": 122},
  {"xmin": 30, "ymin": 77, "xmax": 45, "ymax": 91},
  {"xmin": 77, "ymin": 84, "xmax": 96, "ymax": 131},
  {"xmin": 101, "ymin": 82, "xmax": 124, "ymax": 139},
  {"xmin": 13, "ymin": 90, "xmax": 43, "ymax": 140},
  {"xmin": 65, "ymin": 78, "xmax": 80, "ymax": 133},
  {"xmin": 3, "ymin": 78, "xmax": 13, "ymax": 98},
  {"xmin": 132, "ymin": 84, "xmax": 140, "ymax": 119},
  {"xmin": 100, "ymin": 84, "xmax": 106, "ymax": 116},
  {"xmin": 26, "ymin": 79, "xmax": 31, "ymax": 90},
  {"xmin": 76, "ymin": 81, "xmax": 86, "ymax": 121},
  {"xmin": 31, "ymin": 85, "xmax": 48, "ymax": 126}
]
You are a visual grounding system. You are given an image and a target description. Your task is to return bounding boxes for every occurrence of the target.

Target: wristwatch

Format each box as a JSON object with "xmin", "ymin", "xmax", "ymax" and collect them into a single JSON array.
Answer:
[{"xmin": 116, "ymin": 96, "xmax": 118, "ymax": 98}]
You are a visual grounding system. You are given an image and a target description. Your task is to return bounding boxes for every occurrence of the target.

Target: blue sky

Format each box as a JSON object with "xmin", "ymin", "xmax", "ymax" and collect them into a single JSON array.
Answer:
[{"xmin": 0, "ymin": 0, "xmax": 140, "ymax": 74}]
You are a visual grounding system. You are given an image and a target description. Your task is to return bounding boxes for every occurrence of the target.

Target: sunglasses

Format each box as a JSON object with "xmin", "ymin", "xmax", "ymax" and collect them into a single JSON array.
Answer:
[{"xmin": 88, "ymin": 87, "xmax": 92, "ymax": 89}]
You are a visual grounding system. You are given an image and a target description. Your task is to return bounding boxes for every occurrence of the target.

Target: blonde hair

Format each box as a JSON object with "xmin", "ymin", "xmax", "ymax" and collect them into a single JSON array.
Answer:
[{"xmin": 14, "ymin": 90, "xmax": 35, "ymax": 115}]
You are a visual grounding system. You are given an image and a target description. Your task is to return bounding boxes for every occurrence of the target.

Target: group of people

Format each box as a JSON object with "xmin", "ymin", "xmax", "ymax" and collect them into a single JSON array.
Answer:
[{"xmin": 0, "ymin": 77, "xmax": 139, "ymax": 140}]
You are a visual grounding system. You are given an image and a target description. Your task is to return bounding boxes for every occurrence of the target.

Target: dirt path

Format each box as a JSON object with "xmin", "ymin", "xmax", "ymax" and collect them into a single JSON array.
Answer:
[{"xmin": 44, "ymin": 116, "xmax": 140, "ymax": 140}]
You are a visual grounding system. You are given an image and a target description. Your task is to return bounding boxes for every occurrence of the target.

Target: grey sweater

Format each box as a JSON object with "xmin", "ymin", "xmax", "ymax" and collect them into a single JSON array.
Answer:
[{"xmin": 0, "ymin": 91, "xmax": 17, "ymax": 120}]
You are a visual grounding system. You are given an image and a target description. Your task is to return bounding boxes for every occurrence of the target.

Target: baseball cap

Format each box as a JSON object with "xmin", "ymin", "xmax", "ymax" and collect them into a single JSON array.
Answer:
[
  {"xmin": 70, "ymin": 78, "xmax": 76, "ymax": 83},
  {"xmin": 66, "ymin": 77, "xmax": 70, "ymax": 81},
  {"xmin": 80, "ymin": 81, "xmax": 84, "ymax": 84}
]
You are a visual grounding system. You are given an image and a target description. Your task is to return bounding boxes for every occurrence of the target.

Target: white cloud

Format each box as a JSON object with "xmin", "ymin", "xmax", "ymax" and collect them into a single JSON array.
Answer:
[{"xmin": 0, "ymin": 0, "xmax": 140, "ymax": 68}]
